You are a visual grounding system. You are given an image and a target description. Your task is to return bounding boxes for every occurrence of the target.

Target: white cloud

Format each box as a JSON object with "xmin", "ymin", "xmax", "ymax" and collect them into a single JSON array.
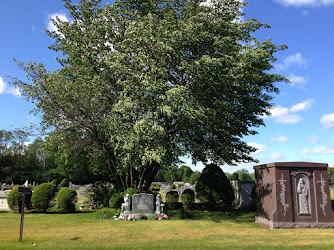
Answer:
[
  {"xmin": 276, "ymin": 113, "xmax": 303, "ymax": 124},
  {"xmin": 297, "ymin": 146, "xmax": 334, "ymax": 155},
  {"xmin": 0, "ymin": 76, "xmax": 21, "ymax": 97},
  {"xmin": 265, "ymin": 99, "xmax": 314, "ymax": 124},
  {"xmin": 276, "ymin": 53, "xmax": 308, "ymax": 72},
  {"xmin": 288, "ymin": 75, "xmax": 308, "ymax": 87},
  {"xmin": 32, "ymin": 25, "xmax": 36, "ymax": 32},
  {"xmin": 307, "ymin": 136, "xmax": 320, "ymax": 144},
  {"xmin": 267, "ymin": 106, "xmax": 302, "ymax": 124},
  {"xmin": 290, "ymin": 99, "xmax": 314, "ymax": 112},
  {"xmin": 284, "ymin": 53, "xmax": 308, "ymax": 67},
  {"xmin": 320, "ymin": 113, "xmax": 334, "ymax": 128},
  {"xmin": 271, "ymin": 136, "xmax": 289, "ymax": 143},
  {"xmin": 0, "ymin": 77, "xmax": 6, "ymax": 94},
  {"xmin": 47, "ymin": 12, "xmax": 69, "ymax": 33},
  {"xmin": 248, "ymin": 143, "xmax": 267, "ymax": 155},
  {"xmin": 270, "ymin": 152, "xmax": 285, "ymax": 160},
  {"xmin": 275, "ymin": 0, "xmax": 334, "ymax": 7}
]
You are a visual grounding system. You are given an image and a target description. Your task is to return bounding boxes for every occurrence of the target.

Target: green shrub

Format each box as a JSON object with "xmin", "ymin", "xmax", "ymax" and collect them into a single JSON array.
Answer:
[
  {"xmin": 51, "ymin": 179, "xmax": 58, "ymax": 186},
  {"xmin": 60, "ymin": 178, "xmax": 68, "ymax": 187},
  {"xmin": 124, "ymin": 188, "xmax": 137, "ymax": 197},
  {"xmin": 196, "ymin": 164, "xmax": 234, "ymax": 209},
  {"xmin": 178, "ymin": 184, "xmax": 183, "ymax": 187},
  {"xmin": 109, "ymin": 193, "xmax": 124, "ymax": 209},
  {"xmin": 56, "ymin": 188, "xmax": 77, "ymax": 213},
  {"xmin": 171, "ymin": 184, "xmax": 176, "ymax": 189},
  {"xmin": 104, "ymin": 189, "xmax": 117, "ymax": 207},
  {"xmin": 166, "ymin": 191, "xmax": 179, "ymax": 210},
  {"xmin": 7, "ymin": 187, "xmax": 32, "ymax": 211},
  {"xmin": 31, "ymin": 183, "xmax": 56, "ymax": 212},
  {"xmin": 181, "ymin": 189, "xmax": 195, "ymax": 210},
  {"xmin": 93, "ymin": 208, "xmax": 118, "ymax": 219}
]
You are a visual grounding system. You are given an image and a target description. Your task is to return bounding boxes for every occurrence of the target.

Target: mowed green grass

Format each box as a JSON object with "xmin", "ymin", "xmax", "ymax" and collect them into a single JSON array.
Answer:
[{"xmin": 1, "ymin": 210, "xmax": 334, "ymax": 249}]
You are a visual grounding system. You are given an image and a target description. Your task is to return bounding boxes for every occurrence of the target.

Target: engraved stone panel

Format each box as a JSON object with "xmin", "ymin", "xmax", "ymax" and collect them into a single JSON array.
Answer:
[{"xmin": 132, "ymin": 193, "xmax": 154, "ymax": 214}]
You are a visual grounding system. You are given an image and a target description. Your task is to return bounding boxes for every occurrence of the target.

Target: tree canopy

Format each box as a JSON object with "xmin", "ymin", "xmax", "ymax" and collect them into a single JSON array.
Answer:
[{"xmin": 11, "ymin": 0, "xmax": 287, "ymax": 191}]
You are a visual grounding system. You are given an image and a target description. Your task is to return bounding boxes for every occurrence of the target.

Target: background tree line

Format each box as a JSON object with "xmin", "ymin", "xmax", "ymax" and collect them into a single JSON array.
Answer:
[{"xmin": 0, "ymin": 129, "xmax": 110, "ymax": 184}]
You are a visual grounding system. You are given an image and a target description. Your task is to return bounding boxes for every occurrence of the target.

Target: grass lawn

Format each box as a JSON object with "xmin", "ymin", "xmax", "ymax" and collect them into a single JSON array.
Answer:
[{"xmin": 2, "ymin": 210, "xmax": 334, "ymax": 249}]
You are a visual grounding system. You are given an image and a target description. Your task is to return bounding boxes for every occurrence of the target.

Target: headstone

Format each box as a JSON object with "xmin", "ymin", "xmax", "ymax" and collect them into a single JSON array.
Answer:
[
  {"xmin": 254, "ymin": 162, "xmax": 334, "ymax": 229},
  {"xmin": 230, "ymin": 180, "xmax": 255, "ymax": 209},
  {"xmin": 0, "ymin": 190, "xmax": 11, "ymax": 211},
  {"xmin": 132, "ymin": 193, "xmax": 154, "ymax": 214}
]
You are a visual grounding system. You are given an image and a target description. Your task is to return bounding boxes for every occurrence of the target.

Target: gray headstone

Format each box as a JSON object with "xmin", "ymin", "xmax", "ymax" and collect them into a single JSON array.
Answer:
[
  {"xmin": 132, "ymin": 193, "xmax": 154, "ymax": 214},
  {"xmin": 0, "ymin": 190, "xmax": 11, "ymax": 211}
]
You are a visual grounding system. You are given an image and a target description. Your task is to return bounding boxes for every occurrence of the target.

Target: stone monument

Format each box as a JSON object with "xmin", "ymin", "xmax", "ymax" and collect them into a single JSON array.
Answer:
[
  {"xmin": 121, "ymin": 194, "xmax": 131, "ymax": 214},
  {"xmin": 0, "ymin": 190, "xmax": 11, "ymax": 211},
  {"xmin": 254, "ymin": 162, "xmax": 334, "ymax": 229},
  {"xmin": 132, "ymin": 193, "xmax": 154, "ymax": 214},
  {"xmin": 155, "ymin": 194, "xmax": 165, "ymax": 214}
]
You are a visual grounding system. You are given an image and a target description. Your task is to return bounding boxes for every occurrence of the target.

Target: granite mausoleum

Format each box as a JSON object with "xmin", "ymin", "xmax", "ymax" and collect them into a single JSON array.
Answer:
[{"xmin": 254, "ymin": 162, "xmax": 334, "ymax": 229}]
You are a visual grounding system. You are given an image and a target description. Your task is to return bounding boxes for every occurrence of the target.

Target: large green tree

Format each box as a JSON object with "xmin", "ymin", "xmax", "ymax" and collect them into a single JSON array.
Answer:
[{"xmin": 11, "ymin": 0, "xmax": 287, "ymax": 191}]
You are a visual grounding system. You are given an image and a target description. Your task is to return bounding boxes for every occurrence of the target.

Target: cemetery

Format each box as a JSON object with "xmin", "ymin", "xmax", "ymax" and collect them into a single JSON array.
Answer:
[
  {"xmin": 1, "ymin": 161, "xmax": 334, "ymax": 248},
  {"xmin": 1, "ymin": 0, "xmax": 334, "ymax": 248}
]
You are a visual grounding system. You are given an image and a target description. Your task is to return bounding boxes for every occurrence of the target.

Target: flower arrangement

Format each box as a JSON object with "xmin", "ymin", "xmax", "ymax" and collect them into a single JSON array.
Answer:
[
  {"xmin": 157, "ymin": 214, "xmax": 168, "ymax": 220},
  {"xmin": 89, "ymin": 201, "xmax": 96, "ymax": 209}
]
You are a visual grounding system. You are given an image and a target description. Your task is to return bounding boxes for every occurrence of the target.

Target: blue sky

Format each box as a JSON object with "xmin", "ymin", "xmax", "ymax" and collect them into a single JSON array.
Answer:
[{"xmin": 1, "ymin": 0, "xmax": 334, "ymax": 174}]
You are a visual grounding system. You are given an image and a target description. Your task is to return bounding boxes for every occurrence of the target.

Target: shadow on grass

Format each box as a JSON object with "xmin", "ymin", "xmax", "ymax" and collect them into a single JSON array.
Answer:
[{"xmin": 167, "ymin": 209, "xmax": 256, "ymax": 223}]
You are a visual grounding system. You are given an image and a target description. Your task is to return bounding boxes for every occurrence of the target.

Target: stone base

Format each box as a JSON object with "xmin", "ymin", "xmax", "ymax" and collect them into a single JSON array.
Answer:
[{"xmin": 255, "ymin": 216, "xmax": 334, "ymax": 229}]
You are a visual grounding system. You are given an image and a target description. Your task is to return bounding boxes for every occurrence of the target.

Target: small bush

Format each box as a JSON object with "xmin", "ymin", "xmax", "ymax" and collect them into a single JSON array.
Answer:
[
  {"xmin": 51, "ymin": 179, "xmax": 58, "ymax": 186},
  {"xmin": 104, "ymin": 189, "xmax": 117, "ymax": 207},
  {"xmin": 178, "ymin": 184, "xmax": 183, "ymax": 187},
  {"xmin": 60, "ymin": 178, "xmax": 68, "ymax": 187},
  {"xmin": 31, "ymin": 183, "xmax": 56, "ymax": 212},
  {"xmin": 124, "ymin": 188, "xmax": 137, "ymax": 197},
  {"xmin": 166, "ymin": 190, "xmax": 179, "ymax": 210},
  {"xmin": 171, "ymin": 184, "xmax": 176, "ymax": 189},
  {"xmin": 56, "ymin": 188, "xmax": 77, "ymax": 213},
  {"xmin": 7, "ymin": 187, "xmax": 32, "ymax": 211},
  {"xmin": 94, "ymin": 208, "xmax": 118, "ymax": 219},
  {"xmin": 181, "ymin": 189, "xmax": 195, "ymax": 210},
  {"xmin": 109, "ymin": 193, "xmax": 124, "ymax": 209}
]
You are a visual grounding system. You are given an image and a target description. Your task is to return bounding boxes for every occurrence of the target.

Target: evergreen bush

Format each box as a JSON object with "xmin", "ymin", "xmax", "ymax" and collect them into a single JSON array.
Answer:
[
  {"xmin": 60, "ymin": 178, "xmax": 68, "ymax": 187},
  {"xmin": 7, "ymin": 187, "xmax": 31, "ymax": 211},
  {"xmin": 166, "ymin": 190, "xmax": 179, "ymax": 210},
  {"xmin": 196, "ymin": 164, "xmax": 235, "ymax": 209},
  {"xmin": 31, "ymin": 183, "xmax": 56, "ymax": 212},
  {"xmin": 124, "ymin": 188, "xmax": 137, "ymax": 197},
  {"xmin": 56, "ymin": 188, "xmax": 77, "ymax": 213},
  {"xmin": 181, "ymin": 189, "xmax": 195, "ymax": 210},
  {"xmin": 109, "ymin": 193, "xmax": 124, "ymax": 209}
]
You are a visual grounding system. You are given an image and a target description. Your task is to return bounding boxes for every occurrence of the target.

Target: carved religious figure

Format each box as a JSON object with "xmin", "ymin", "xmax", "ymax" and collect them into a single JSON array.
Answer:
[
  {"xmin": 297, "ymin": 177, "xmax": 310, "ymax": 214},
  {"xmin": 155, "ymin": 194, "xmax": 162, "ymax": 214},
  {"xmin": 122, "ymin": 194, "xmax": 131, "ymax": 214}
]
